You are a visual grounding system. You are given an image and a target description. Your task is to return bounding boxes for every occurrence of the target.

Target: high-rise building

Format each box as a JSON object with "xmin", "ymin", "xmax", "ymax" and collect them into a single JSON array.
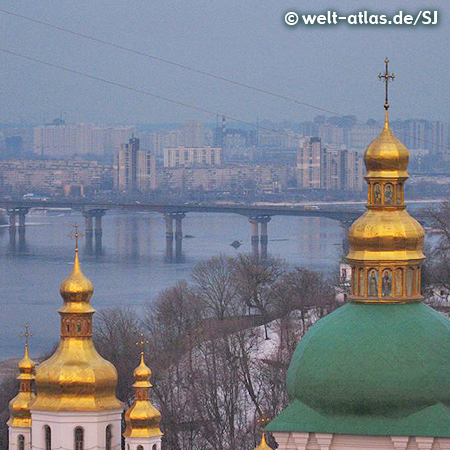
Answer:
[
  {"xmin": 115, "ymin": 137, "xmax": 156, "ymax": 192},
  {"xmin": 181, "ymin": 120, "xmax": 204, "ymax": 147},
  {"xmin": 321, "ymin": 145, "xmax": 364, "ymax": 191},
  {"xmin": 297, "ymin": 139, "xmax": 363, "ymax": 191},
  {"xmin": 297, "ymin": 137, "xmax": 322, "ymax": 189},
  {"xmin": 33, "ymin": 123, "xmax": 135, "ymax": 158}
]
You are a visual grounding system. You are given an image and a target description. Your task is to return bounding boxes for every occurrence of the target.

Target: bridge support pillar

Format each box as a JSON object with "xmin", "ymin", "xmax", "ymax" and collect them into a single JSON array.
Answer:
[
  {"xmin": 175, "ymin": 213, "xmax": 185, "ymax": 263},
  {"xmin": 82, "ymin": 209, "xmax": 106, "ymax": 254},
  {"xmin": 250, "ymin": 218, "xmax": 259, "ymax": 260},
  {"xmin": 259, "ymin": 216, "xmax": 271, "ymax": 260},
  {"xmin": 7, "ymin": 210, "xmax": 17, "ymax": 246},
  {"xmin": 83, "ymin": 213, "xmax": 94, "ymax": 253},
  {"xmin": 164, "ymin": 214, "xmax": 174, "ymax": 263},
  {"xmin": 164, "ymin": 212, "xmax": 186, "ymax": 263},
  {"xmin": 249, "ymin": 215, "xmax": 271, "ymax": 261},
  {"xmin": 17, "ymin": 208, "xmax": 30, "ymax": 241}
]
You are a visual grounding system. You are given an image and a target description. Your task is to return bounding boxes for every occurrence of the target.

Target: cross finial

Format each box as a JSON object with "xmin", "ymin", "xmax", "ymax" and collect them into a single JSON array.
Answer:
[
  {"xmin": 69, "ymin": 224, "xmax": 84, "ymax": 253},
  {"xmin": 19, "ymin": 323, "xmax": 34, "ymax": 349},
  {"xmin": 136, "ymin": 333, "xmax": 150, "ymax": 356},
  {"xmin": 257, "ymin": 411, "xmax": 271, "ymax": 427},
  {"xmin": 378, "ymin": 58, "xmax": 395, "ymax": 110}
]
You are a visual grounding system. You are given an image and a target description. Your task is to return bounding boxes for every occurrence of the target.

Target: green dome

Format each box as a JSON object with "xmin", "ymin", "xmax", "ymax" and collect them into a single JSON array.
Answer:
[{"xmin": 267, "ymin": 302, "xmax": 450, "ymax": 437}]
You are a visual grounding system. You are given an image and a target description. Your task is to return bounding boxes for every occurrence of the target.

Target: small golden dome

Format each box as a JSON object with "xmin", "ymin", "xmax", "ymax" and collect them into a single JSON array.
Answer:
[
  {"xmin": 8, "ymin": 344, "xmax": 36, "ymax": 428},
  {"xmin": 364, "ymin": 112, "xmax": 409, "ymax": 179},
  {"xmin": 18, "ymin": 344, "xmax": 35, "ymax": 373},
  {"xmin": 133, "ymin": 353, "xmax": 152, "ymax": 384},
  {"xmin": 124, "ymin": 353, "xmax": 163, "ymax": 439},
  {"xmin": 254, "ymin": 433, "xmax": 273, "ymax": 450},
  {"xmin": 60, "ymin": 250, "xmax": 94, "ymax": 303}
]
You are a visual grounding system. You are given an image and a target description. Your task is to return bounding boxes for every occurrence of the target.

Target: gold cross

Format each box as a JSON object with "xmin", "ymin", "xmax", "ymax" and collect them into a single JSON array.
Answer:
[
  {"xmin": 257, "ymin": 411, "xmax": 271, "ymax": 427},
  {"xmin": 378, "ymin": 58, "xmax": 395, "ymax": 110},
  {"xmin": 69, "ymin": 224, "xmax": 84, "ymax": 252},
  {"xmin": 136, "ymin": 333, "xmax": 150, "ymax": 356},
  {"xmin": 19, "ymin": 323, "xmax": 34, "ymax": 348}
]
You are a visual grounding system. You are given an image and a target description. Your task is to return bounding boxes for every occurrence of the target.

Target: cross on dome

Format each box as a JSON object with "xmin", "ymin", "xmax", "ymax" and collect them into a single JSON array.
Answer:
[{"xmin": 378, "ymin": 57, "xmax": 395, "ymax": 110}]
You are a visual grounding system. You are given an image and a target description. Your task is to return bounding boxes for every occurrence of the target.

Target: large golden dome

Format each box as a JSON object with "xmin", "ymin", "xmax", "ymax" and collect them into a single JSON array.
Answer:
[
  {"xmin": 124, "ymin": 352, "xmax": 163, "ymax": 439},
  {"xmin": 347, "ymin": 209, "xmax": 424, "ymax": 262},
  {"xmin": 31, "ymin": 244, "xmax": 123, "ymax": 412},
  {"xmin": 8, "ymin": 343, "xmax": 36, "ymax": 428}
]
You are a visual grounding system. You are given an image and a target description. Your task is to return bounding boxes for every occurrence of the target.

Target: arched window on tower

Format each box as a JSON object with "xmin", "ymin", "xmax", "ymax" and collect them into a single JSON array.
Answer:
[
  {"xmin": 106, "ymin": 424, "xmax": 112, "ymax": 450},
  {"xmin": 152, "ymin": 445, "xmax": 157, "ymax": 450},
  {"xmin": 137, "ymin": 446, "xmax": 144, "ymax": 450},
  {"xmin": 18, "ymin": 434, "xmax": 25, "ymax": 450},
  {"xmin": 75, "ymin": 427, "xmax": 84, "ymax": 450},
  {"xmin": 44, "ymin": 425, "xmax": 51, "ymax": 450}
]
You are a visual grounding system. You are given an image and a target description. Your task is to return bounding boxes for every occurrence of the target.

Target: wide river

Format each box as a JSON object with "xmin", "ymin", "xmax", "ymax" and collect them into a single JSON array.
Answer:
[{"xmin": 0, "ymin": 211, "xmax": 344, "ymax": 360}]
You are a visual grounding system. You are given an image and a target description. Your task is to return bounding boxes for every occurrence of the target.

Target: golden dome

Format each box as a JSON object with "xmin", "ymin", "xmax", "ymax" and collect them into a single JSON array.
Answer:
[
  {"xmin": 8, "ymin": 344, "xmax": 36, "ymax": 428},
  {"xmin": 31, "ymin": 244, "xmax": 123, "ymax": 412},
  {"xmin": 133, "ymin": 353, "xmax": 152, "ymax": 383},
  {"xmin": 254, "ymin": 433, "xmax": 273, "ymax": 450},
  {"xmin": 59, "ymin": 249, "xmax": 94, "ymax": 306},
  {"xmin": 124, "ymin": 352, "xmax": 163, "ymax": 439},
  {"xmin": 347, "ymin": 209, "xmax": 425, "ymax": 262},
  {"xmin": 364, "ymin": 111, "xmax": 409, "ymax": 179}
]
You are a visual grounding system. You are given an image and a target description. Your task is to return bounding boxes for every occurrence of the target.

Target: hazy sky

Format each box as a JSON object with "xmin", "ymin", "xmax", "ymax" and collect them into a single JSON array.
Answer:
[{"xmin": 0, "ymin": 0, "xmax": 447, "ymax": 125}]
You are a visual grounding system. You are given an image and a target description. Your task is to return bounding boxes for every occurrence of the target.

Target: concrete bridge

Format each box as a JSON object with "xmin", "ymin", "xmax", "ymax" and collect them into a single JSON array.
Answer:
[{"xmin": 0, "ymin": 198, "xmax": 434, "ymax": 262}]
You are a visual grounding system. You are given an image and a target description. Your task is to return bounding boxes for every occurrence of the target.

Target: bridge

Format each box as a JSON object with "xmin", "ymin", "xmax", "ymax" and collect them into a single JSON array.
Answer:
[{"xmin": 0, "ymin": 198, "xmax": 435, "ymax": 262}]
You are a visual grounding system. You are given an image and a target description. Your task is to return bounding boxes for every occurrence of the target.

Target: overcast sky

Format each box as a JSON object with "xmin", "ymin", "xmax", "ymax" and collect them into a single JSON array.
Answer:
[{"xmin": 0, "ymin": 0, "xmax": 447, "ymax": 125}]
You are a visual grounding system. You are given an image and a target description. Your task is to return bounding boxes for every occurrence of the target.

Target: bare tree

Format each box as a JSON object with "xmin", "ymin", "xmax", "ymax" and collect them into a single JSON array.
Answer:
[{"xmin": 94, "ymin": 307, "xmax": 142, "ymax": 403}]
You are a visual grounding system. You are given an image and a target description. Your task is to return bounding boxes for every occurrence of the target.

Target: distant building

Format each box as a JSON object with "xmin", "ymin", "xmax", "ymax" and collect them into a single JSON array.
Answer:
[
  {"xmin": 297, "ymin": 138, "xmax": 363, "ymax": 191},
  {"xmin": 181, "ymin": 120, "xmax": 205, "ymax": 147},
  {"xmin": 0, "ymin": 159, "xmax": 114, "ymax": 195},
  {"xmin": 115, "ymin": 137, "xmax": 156, "ymax": 192},
  {"xmin": 321, "ymin": 145, "xmax": 364, "ymax": 191},
  {"xmin": 163, "ymin": 147, "xmax": 221, "ymax": 168},
  {"xmin": 157, "ymin": 163, "xmax": 296, "ymax": 193},
  {"xmin": 33, "ymin": 122, "xmax": 135, "ymax": 158},
  {"xmin": 297, "ymin": 137, "xmax": 322, "ymax": 189}
]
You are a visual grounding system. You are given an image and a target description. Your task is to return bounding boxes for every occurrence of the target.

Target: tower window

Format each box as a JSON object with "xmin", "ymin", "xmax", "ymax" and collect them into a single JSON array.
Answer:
[
  {"xmin": 137, "ymin": 446, "xmax": 144, "ymax": 450},
  {"xmin": 75, "ymin": 427, "xmax": 84, "ymax": 450},
  {"xmin": 44, "ymin": 425, "xmax": 51, "ymax": 450},
  {"xmin": 18, "ymin": 434, "xmax": 25, "ymax": 450},
  {"xmin": 106, "ymin": 424, "xmax": 112, "ymax": 450}
]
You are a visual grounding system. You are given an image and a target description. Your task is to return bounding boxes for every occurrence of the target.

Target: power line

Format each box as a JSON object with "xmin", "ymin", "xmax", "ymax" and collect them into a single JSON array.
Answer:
[
  {"xmin": 0, "ymin": 47, "xmax": 276, "ymax": 133},
  {"xmin": 1, "ymin": 8, "xmax": 449, "ymax": 152},
  {"xmin": 0, "ymin": 8, "xmax": 345, "ymax": 118},
  {"xmin": 2, "ymin": 8, "xmax": 450, "ymax": 152}
]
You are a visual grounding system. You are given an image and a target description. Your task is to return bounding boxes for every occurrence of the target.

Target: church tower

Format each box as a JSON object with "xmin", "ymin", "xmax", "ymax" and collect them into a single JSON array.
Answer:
[
  {"xmin": 8, "ymin": 327, "xmax": 35, "ymax": 450},
  {"xmin": 266, "ymin": 60, "xmax": 450, "ymax": 449},
  {"xmin": 29, "ymin": 229, "xmax": 123, "ymax": 450},
  {"xmin": 124, "ymin": 339, "xmax": 163, "ymax": 450}
]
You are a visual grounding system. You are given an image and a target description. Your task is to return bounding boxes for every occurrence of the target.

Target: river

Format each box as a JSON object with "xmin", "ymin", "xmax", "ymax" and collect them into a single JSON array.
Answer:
[{"xmin": 0, "ymin": 211, "xmax": 344, "ymax": 360}]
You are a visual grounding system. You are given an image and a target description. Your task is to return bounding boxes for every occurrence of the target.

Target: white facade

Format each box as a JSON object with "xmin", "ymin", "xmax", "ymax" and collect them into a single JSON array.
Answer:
[
  {"xmin": 30, "ymin": 409, "xmax": 122, "ymax": 450},
  {"xmin": 273, "ymin": 432, "xmax": 450, "ymax": 450},
  {"xmin": 8, "ymin": 426, "xmax": 31, "ymax": 450},
  {"xmin": 33, "ymin": 124, "xmax": 135, "ymax": 158},
  {"xmin": 125, "ymin": 436, "xmax": 162, "ymax": 450}
]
